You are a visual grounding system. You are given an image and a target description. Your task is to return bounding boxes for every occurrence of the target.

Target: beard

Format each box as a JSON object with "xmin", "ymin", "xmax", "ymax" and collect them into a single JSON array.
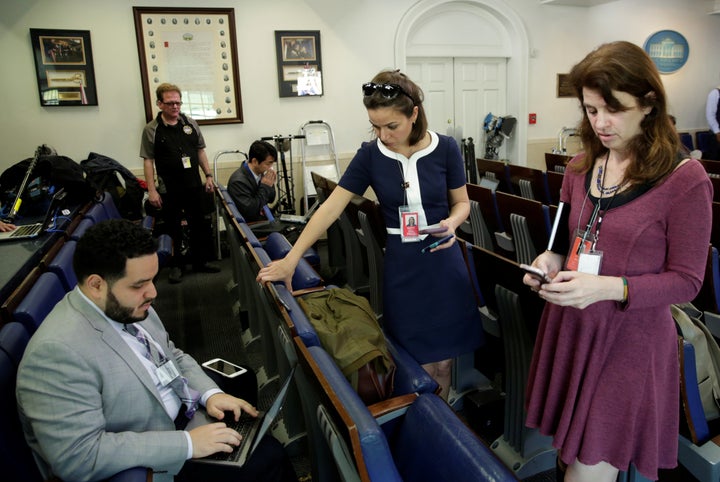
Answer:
[{"xmin": 105, "ymin": 289, "xmax": 153, "ymax": 325}]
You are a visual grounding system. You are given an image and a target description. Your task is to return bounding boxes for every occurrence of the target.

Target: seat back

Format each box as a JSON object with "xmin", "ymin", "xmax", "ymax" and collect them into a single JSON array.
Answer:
[
  {"xmin": 0, "ymin": 322, "xmax": 43, "ymax": 482},
  {"xmin": 544, "ymin": 153, "xmax": 572, "ymax": 173},
  {"xmin": 693, "ymin": 245, "xmax": 720, "ymax": 314},
  {"xmin": 476, "ymin": 158, "xmax": 512, "ymax": 194},
  {"xmin": 506, "ymin": 164, "xmax": 548, "ymax": 204},
  {"xmin": 545, "ymin": 170, "xmax": 564, "ymax": 206},
  {"xmin": 679, "ymin": 132, "xmax": 694, "ymax": 152},
  {"xmin": 13, "ymin": 272, "xmax": 67, "ymax": 334},
  {"xmin": 495, "ymin": 191, "xmax": 550, "ymax": 264},
  {"xmin": 46, "ymin": 239, "xmax": 78, "ymax": 291},
  {"xmin": 294, "ymin": 338, "xmax": 402, "ymax": 482},
  {"xmin": 697, "ymin": 131, "xmax": 717, "ymax": 160},
  {"xmin": 469, "ymin": 245, "xmax": 555, "ymax": 478},
  {"xmin": 69, "ymin": 217, "xmax": 95, "ymax": 241},
  {"xmin": 389, "ymin": 393, "xmax": 518, "ymax": 482},
  {"xmin": 99, "ymin": 191, "xmax": 123, "ymax": 219},
  {"xmin": 676, "ymin": 337, "xmax": 720, "ymax": 482},
  {"xmin": 357, "ymin": 208, "xmax": 384, "ymax": 316},
  {"xmin": 84, "ymin": 201, "xmax": 109, "ymax": 224},
  {"xmin": 466, "ymin": 183, "xmax": 509, "ymax": 254}
]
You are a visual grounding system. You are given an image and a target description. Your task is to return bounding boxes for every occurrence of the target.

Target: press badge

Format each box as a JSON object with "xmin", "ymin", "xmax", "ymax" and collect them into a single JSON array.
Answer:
[
  {"xmin": 156, "ymin": 359, "xmax": 181, "ymax": 386},
  {"xmin": 181, "ymin": 156, "xmax": 192, "ymax": 169},
  {"xmin": 566, "ymin": 228, "xmax": 603, "ymax": 275},
  {"xmin": 399, "ymin": 205, "xmax": 420, "ymax": 242}
]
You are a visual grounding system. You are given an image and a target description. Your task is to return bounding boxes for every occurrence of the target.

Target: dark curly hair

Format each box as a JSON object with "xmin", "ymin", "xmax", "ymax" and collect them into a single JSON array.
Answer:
[{"xmin": 74, "ymin": 219, "xmax": 157, "ymax": 284}]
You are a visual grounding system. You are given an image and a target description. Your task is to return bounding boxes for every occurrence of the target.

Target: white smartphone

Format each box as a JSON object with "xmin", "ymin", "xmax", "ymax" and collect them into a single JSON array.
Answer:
[
  {"xmin": 519, "ymin": 263, "xmax": 551, "ymax": 283},
  {"xmin": 202, "ymin": 358, "xmax": 248, "ymax": 378}
]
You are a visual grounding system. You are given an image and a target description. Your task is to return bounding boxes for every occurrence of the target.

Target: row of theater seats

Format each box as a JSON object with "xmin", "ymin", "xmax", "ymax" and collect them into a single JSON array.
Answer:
[
  {"xmin": 470, "ymin": 157, "xmax": 720, "ymax": 481},
  {"xmin": 215, "ymin": 182, "xmax": 519, "ymax": 481},
  {"xmin": 0, "ymin": 192, "xmax": 171, "ymax": 482}
]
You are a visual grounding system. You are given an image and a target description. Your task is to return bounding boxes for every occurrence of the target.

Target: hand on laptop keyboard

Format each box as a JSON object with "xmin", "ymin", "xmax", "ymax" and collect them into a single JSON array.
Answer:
[{"xmin": 189, "ymin": 422, "xmax": 243, "ymax": 459}]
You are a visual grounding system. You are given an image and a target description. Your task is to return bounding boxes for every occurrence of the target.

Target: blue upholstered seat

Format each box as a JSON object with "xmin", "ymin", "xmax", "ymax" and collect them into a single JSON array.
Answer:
[
  {"xmin": 263, "ymin": 231, "xmax": 320, "ymax": 266},
  {"xmin": 301, "ymin": 343, "xmax": 516, "ymax": 481},
  {"xmin": 677, "ymin": 338, "xmax": 720, "ymax": 482},
  {"xmin": 69, "ymin": 217, "xmax": 94, "ymax": 241},
  {"xmin": 46, "ymin": 239, "xmax": 78, "ymax": 291},
  {"xmin": 13, "ymin": 271, "xmax": 67, "ymax": 334},
  {"xmin": 83, "ymin": 201, "xmax": 109, "ymax": 224}
]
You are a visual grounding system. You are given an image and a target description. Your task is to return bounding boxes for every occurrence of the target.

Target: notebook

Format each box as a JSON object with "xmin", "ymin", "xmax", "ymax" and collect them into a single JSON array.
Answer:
[
  {"xmin": 185, "ymin": 366, "xmax": 296, "ymax": 468},
  {"xmin": 0, "ymin": 189, "xmax": 67, "ymax": 242}
]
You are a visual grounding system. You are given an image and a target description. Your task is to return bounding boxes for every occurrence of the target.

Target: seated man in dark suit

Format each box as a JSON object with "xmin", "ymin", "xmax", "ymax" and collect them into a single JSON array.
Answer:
[
  {"xmin": 16, "ymin": 219, "xmax": 296, "ymax": 482},
  {"xmin": 227, "ymin": 140, "xmax": 278, "ymax": 222}
]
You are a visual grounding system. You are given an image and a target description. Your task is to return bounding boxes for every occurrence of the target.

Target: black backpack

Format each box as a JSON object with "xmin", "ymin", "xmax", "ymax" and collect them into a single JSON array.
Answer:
[
  {"xmin": 81, "ymin": 152, "xmax": 146, "ymax": 220},
  {"xmin": 0, "ymin": 153, "xmax": 96, "ymax": 216}
]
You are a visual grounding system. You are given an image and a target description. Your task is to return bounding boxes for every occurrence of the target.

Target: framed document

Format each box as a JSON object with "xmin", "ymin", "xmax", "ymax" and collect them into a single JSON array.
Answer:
[
  {"xmin": 133, "ymin": 7, "xmax": 243, "ymax": 125},
  {"xmin": 30, "ymin": 28, "xmax": 98, "ymax": 106}
]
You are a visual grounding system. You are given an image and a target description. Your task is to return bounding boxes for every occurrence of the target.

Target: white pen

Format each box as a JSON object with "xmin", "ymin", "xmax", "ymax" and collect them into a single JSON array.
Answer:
[{"xmin": 547, "ymin": 201, "xmax": 564, "ymax": 251}]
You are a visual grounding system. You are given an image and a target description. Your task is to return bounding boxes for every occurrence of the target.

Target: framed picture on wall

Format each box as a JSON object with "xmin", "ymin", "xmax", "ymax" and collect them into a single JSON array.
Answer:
[
  {"xmin": 132, "ymin": 7, "xmax": 243, "ymax": 125},
  {"xmin": 30, "ymin": 28, "xmax": 98, "ymax": 106},
  {"xmin": 556, "ymin": 74, "xmax": 573, "ymax": 98},
  {"xmin": 274, "ymin": 30, "xmax": 323, "ymax": 98}
]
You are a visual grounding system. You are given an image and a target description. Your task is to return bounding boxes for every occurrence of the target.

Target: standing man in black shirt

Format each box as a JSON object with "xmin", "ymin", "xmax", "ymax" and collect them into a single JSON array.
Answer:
[{"xmin": 140, "ymin": 83, "xmax": 219, "ymax": 283}]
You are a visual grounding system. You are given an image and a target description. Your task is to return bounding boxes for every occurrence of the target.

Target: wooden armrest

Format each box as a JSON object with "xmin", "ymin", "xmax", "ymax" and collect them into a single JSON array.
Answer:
[
  {"xmin": 292, "ymin": 286, "xmax": 326, "ymax": 297},
  {"xmin": 367, "ymin": 393, "xmax": 417, "ymax": 419}
]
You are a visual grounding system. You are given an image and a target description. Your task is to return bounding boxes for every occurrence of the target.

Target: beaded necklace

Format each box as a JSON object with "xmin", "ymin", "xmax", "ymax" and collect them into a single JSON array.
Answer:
[{"xmin": 595, "ymin": 152, "xmax": 626, "ymax": 195}]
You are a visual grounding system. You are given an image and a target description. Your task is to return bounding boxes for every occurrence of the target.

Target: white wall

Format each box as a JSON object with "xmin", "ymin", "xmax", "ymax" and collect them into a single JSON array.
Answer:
[{"xmin": 1, "ymin": 0, "xmax": 718, "ymax": 174}]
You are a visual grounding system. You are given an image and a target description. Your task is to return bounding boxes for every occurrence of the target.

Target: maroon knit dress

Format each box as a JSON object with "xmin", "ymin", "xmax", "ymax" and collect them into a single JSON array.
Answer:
[{"xmin": 525, "ymin": 156, "xmax": 712, "ymax": 480}]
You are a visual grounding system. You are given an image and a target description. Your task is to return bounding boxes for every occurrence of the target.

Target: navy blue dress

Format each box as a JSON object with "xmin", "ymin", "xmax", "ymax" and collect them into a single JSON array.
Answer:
[{"xmin": 339, "ymin": 132, "xmax": 483, "ymax": 364}]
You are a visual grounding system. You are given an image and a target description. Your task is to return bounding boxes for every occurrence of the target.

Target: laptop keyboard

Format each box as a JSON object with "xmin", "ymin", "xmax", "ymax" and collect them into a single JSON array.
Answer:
[
  {"xmin": 10, "ymin": 224, "xmax": 42, "ymax": 238},
  {"xmin": 208, "ymin": 413, "xmax": 255, "ymax": 462}
]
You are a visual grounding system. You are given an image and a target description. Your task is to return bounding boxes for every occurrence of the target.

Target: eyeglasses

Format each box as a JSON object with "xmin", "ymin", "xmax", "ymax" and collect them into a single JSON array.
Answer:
[
  {"xmin": 362, "ymin": 82, "xmax": 414, "ymax": 103},
  {"xmin": 160, "ymin": 101, "xmax": 182, "ymax": 107}
]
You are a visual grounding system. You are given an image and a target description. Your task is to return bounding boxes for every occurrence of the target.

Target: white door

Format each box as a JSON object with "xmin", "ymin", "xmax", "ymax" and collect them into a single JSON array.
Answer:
[{"xmin": 406, "ymin": 57, "xmax": 508, "ymax": 159}]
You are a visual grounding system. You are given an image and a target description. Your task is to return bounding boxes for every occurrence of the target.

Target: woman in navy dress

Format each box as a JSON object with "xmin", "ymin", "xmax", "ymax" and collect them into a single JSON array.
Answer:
[{"xmin": 257, "ymin": 70, "xmax": 483, "ymax": 398}]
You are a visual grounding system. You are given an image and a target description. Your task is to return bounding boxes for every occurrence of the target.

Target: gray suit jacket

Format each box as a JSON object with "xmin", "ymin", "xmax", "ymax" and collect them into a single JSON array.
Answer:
[{"xmin": 16, "ymin": 288, "xmax": 218, "ymax": 482}]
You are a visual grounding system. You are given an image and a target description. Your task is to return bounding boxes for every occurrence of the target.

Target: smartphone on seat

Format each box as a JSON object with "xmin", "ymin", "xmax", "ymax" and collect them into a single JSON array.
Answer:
[{"xmin": 202, "ymin": 358, "xmax": 248, "ymax": 378}]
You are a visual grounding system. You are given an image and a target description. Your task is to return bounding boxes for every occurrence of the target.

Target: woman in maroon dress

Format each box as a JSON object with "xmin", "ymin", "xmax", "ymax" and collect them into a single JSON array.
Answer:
[{"xmin": 523, "ymin": 41, "xmax": 712, "ymax": 481}]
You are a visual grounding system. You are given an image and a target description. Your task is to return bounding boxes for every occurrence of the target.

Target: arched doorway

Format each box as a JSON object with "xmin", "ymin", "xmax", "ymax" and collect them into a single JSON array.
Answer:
[{"xmin": 395, "ymin": 0, "xmax": 529, "ymax": 164}]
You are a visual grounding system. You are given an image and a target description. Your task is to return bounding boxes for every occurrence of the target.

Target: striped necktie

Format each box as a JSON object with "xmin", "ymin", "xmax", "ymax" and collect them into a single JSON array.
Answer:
[{"xmin": 124, "ymin": 324, "xmax": 200, "ymax": 419}]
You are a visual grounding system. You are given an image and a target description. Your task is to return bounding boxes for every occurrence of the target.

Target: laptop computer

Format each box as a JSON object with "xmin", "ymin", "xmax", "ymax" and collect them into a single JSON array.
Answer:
[
  {"xmin": 185, "ymin": 366, "xmax": 296, "ymax": 468},
  {"xmin": 278, "ymin": 199, "xmax": 319, "ymax": 225},
  {"xmin": 0, "ymin": 188, "xmax": 67, "ymax": 242},
  {"xmin": 479, "ymin": 176, "xmax": 500, "ymax": 193}
]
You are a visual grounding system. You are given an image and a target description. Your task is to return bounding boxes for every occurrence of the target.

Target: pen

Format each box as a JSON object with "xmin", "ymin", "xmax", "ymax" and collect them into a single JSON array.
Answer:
[{"xmin": 421, "ymin": 234, "xmax": 455, "ymax": 253}]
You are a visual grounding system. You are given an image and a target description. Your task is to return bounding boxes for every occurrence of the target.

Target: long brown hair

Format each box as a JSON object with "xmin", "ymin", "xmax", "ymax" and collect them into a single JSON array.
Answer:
[
  {"xmin": 568, "ymin": 41, "xmax": 678, "ymax": 184},
  {"xmin": 362, "ymin": 70, "xmax": 428, "ymax": 146}
]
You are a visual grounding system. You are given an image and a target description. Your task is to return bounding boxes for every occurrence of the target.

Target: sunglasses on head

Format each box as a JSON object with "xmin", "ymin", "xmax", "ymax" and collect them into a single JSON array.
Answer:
[{"xmin": 362, "ymin": 82, "xmax": 415, "ymax": 103}]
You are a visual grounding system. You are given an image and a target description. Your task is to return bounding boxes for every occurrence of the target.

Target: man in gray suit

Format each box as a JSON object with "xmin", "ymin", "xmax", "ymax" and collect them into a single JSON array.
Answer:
[{"xmin": 16, "ymin": 219, "xmax": 296, "ymax": 482}]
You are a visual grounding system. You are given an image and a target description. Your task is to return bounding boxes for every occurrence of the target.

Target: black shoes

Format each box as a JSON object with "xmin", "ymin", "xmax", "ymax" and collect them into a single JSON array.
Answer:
[{"xmin": 194, "ymin": 262, "xmax": 221, "ymax": 274}]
